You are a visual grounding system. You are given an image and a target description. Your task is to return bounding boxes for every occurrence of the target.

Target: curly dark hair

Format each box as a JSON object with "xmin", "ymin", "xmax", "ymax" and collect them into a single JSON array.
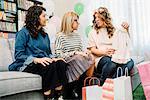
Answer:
[
  {"xmin": 25, "ymin": 5, "xmax": 46, "ymax": 38},
  {"xmin": 92, "ymin": 7, "xmax": 115, "ymax": 38}
]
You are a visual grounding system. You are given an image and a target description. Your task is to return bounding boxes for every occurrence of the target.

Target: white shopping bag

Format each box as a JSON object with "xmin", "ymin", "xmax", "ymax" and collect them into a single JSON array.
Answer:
[
  {"xmin": 102, "ymin": 67, "xmax": 133, "ymax": 100},
  {"xmin": 114, "ymin": 68, "xmax": 133, "ymax": 100},
  {"xmin": 82, "ymin": 77, "xmax": 102, "ymax": 100}
]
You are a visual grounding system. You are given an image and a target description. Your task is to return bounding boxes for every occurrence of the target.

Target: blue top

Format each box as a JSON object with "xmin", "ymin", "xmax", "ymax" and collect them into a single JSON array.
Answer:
[{"xmin": 9, "ymin": 27, "xmax": 54, "ymax": 71}]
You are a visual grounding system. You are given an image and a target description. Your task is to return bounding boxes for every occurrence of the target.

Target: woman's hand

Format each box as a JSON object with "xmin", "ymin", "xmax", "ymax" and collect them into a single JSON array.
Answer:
[
  {"xmin": 85, "ymin": 50, "xmax": 92, "ymax": 55},
  {"xmin": 104, "ymin": 48, "xmax": 116, "ymax": 57},
  {"xmin": 52, "ymin": 58, "xmax": 66, "ymax": 63},
  {"xmin": 121, "ymin": 22, "xmax": 129, "ymax": 32},
  {"xmin": 75, "ymin": 51, "xmax": 88, "ymax": 57},
  {"xmin": 33, "ymin": 57, "xmax": 53, "ymax": 66}
]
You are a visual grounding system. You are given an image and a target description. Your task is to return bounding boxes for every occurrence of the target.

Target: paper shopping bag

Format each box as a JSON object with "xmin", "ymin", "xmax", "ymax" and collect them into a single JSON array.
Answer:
[
  {"xmin": 82, "ymin": 77, "xmax": 102, "ymax": 100},
  {"xmin": 102, "ymin": 67, "xmax": 133, "ymax": 100},
  {"xmin": 114, "ymin": 72, "xmax": 133, "ymax": 100},
  {"xmin": 102, "ymin": 78, "xmax": 114, "ymax": 100}
]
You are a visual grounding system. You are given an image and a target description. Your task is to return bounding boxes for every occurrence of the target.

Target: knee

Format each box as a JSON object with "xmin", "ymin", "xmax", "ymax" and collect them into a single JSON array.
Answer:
[
  {"xmin": 56, "ymin": 60, "xmax": 67, "ymax": 69},
  {"xmin": 111, "ymin": 62, "xmax": 117, "ymax": 69},
  {"xmin": 101, "ymin": 56, "xmax": 111, "ymax": 62},
  {"xmin": 57, "ymin": 60, "xmax": 66, "ymax": 64},
  {"xmin": 127, "ymin": 59, "xmax": 134, "ymax": 70},
  {"xmin": 130, "ymin": 59, "xmax": 134, "ymax": 66},
  {"xmin": 97, "ymin": 56, "xmax": 115, "ymax": 69}
]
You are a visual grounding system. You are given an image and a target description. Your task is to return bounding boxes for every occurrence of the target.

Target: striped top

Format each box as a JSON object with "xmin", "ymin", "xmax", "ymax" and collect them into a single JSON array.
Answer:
[{"xmin": 55, "ymin": 32, "xmax": 82, "ymax": 58}]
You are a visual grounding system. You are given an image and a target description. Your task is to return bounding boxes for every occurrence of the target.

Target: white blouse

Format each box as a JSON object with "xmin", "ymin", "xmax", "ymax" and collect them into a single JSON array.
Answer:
[
  {"xmin": 88, "ymin": 28, "xmax": 113, "ymax": 66},
  {"xmin": 88, "ymin": 28, "xmax": 132, "ymax": 65}
]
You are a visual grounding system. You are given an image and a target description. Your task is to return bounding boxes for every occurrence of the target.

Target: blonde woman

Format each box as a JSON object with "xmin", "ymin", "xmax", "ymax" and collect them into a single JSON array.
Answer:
[
  {"xmin": 55, "ymin": 12, "xmax": 95, "ymax": 83},
  {"xmin": 88, "ymin": 7, "xmax": 134, "ymax": 85},
  {"xmin": 55, "ymin": 12, "xmax": 95, "ymax": 99}
]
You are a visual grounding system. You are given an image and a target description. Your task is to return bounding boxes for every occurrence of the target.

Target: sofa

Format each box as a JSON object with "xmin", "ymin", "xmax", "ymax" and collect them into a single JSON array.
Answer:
[
  {"xmin": 0, "ymin": 37, "xmax": 44, "ymax": 100},
  {"xmin": 0, "ymin": 36, "xmax": 144, "ymax": 99}
]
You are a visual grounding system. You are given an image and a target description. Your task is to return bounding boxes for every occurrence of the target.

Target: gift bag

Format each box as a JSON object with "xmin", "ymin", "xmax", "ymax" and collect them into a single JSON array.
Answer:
[
  {"xmin": 82, "ymin": 77, "xmax": 102, "ymax": 100},
  {"xmin": 101, "ymin": 78, "xmax": 114, "ymax": 100},
  {"xmin": 102, "ymin": 67, "xmax": 133, "ymax": 100},
  {"xmin": 137, "ymin": 61, "xmax": 150, "ymax": 100}
]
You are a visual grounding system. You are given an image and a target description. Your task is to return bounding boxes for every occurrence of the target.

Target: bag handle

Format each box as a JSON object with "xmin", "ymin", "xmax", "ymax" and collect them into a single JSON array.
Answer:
[
  {"xmin": 84, "ymin": 77, "xmax": 100, "ymax": 86},
  {"xmin": 117, "ymin": 67, "xmax": 123, "ymax": 77},
  {"xmin": 125, "ymin": 67, "xmax": 129, "ymax": 76},
  {"xmin": 89, "ymin": 77, "xmax": 100, "ymax": 86},
  {"xmin": 84, "ymin": 77, "xmax": 92, "ymax": 87}
]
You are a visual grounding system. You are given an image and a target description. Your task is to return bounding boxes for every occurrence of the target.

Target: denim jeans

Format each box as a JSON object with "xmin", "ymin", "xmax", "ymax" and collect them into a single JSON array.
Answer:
[
  {"xmin": 96, "ymin": 56, "xmax": 117, "ymax": 85},
  {"xmin": 96, "ymin": 56, "xmax": 134, "ymax": 85},
  {"xmin": 112, "ymin": 59, "xmax": 134, "ymax": 78}
]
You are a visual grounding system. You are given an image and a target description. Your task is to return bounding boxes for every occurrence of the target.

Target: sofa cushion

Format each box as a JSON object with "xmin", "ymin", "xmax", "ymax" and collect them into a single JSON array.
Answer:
[
  {"xmin": 8, "ymin": 38, "xmax": 15, "ymax": 61},
  {"xmin": 0, "ymin": 71, "xmax": 42, "ymax": 97},
  {"xmin": 0, "ymin": 37, "xmax": 13, "ymax": 71}
]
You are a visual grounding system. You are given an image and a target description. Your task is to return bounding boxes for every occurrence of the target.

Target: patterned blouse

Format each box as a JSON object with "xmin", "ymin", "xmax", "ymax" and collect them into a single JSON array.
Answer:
[{"xmin": 55, "ymin": 32, "xmax": 82, "ymax": 58}]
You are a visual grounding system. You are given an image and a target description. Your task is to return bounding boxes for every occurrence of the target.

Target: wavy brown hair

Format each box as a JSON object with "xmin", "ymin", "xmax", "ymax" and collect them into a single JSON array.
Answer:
[
  {"xmin": 25, "ymin": 5, "xmax": 46, "ymax": 38},
  {"xmin": 92, "ymin": 7, "xmax": 115, "ymax": 38}
]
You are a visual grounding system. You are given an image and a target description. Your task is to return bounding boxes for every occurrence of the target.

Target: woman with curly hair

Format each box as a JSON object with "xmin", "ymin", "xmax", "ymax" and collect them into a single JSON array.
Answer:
[
  {"xmin": 87, "ymin": 7, "xmax": 134, "ymax": 85},
  {"xmin": 9, "ymin": 5, "xmax": 68, "ymax": 99}
]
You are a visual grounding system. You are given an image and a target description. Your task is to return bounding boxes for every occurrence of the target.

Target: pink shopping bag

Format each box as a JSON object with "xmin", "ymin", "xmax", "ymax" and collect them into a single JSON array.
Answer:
[
  {"xmin": 102, "ymin": 79, "xmax": 114, "ymax": 100},
  {"xmin": 137, "ymin": 61, "xmax": 150, "ymax": 100}
]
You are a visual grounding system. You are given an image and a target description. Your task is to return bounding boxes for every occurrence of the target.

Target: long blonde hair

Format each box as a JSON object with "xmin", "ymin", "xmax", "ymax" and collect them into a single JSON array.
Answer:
[
  {"xmin": 60, "ymin": 12, "xmax": 79, "ymax": 34},
  {"xmin": 93, "ymin": 7, "xmax": 115, "ymax": 38}
]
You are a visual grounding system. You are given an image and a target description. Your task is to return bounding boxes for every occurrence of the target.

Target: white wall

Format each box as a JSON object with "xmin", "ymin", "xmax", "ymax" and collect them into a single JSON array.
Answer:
[
  {"xmin": 43, "ymin": 0, "xmax": 93, "ymax": 50},
  {"xmin": 43, "ymin": 0, "xmax": 78, "ymax": 19},
  {"xmin": 53, "ymin": 0, "xmax": 76, "ymax": 19}
]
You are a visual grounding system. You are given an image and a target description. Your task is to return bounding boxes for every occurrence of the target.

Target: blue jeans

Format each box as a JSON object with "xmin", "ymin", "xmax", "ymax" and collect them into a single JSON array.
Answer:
[
  {"xmin": 96, "ymin": 56, "xmax": 117, "ymax": 85},
  {"xmin": 112, "ymin": 59, "xmax": 134, "ymax": 78},
  {"xmin": 96, "ymin": 56, "xmax": 134, "ymax": 85}
]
